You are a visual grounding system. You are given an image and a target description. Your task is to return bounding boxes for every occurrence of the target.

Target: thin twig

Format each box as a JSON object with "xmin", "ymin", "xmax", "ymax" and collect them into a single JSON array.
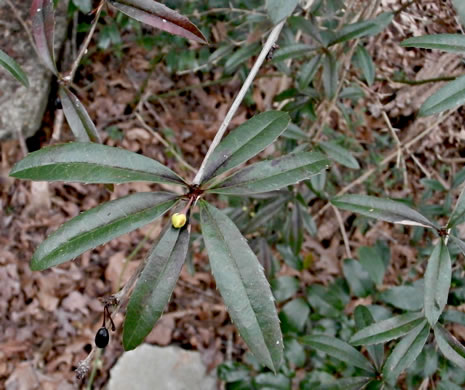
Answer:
[
  {"xmin": 332, "ymin": 205, "xmax": 352, "ymax": 258},
  {"xmin": 315, "ymin": 109, "xmax": 456, "ymax": 218},
  {"xmin": 136, "ymin": 113, "xmax": 196, "ymax": 173},
  {"xmin": 193, "ymin": 20, "xmax": 286, "ymax": 185},
  {"xmin": 63, "ymin": 0, "xmax": 105, "ymax": 82},
  {"xmin": 378, "ymin": 75, "xmax": 459, "ymax": 85},
  {"xmin": 382, "ymin": 112, "xmax": 402, "ymax": 168},
  {"xmin": 310, "ymin": 0, "xmax": 380, "ymax": 140},
  {"xmin": 5, "ymin": 0, "xmax": 35, "ymax": 50}
]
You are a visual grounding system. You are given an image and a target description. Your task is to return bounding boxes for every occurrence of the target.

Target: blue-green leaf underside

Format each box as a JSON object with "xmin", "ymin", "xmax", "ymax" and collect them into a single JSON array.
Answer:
[
  {"xmin": 200, "ymin": 201, "xmax": 283, "ymax": 372},
  {"xmin": 59, "ymin": 86, "xmax": 101, "ymax": 143},
  {"xmin": 401, "ymin": 34, "xmax": 465, "ymax": 53},
  {"xmin": 332, "ymin": 194, "xmax": 437, "ymax": 229},
  {"xmin": 10, "ymin": 142, "xmax": 186, "ymax": 185},
  {"xmin": 123, "ymin": 222, "xmax": 190, "ymax": 350},
  {"xmin": 30, "ymin": 192, "xmax": 178, "ymax": 270}
]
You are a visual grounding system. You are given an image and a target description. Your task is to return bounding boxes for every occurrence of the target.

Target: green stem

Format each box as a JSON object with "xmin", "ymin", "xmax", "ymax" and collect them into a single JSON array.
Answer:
[{"xmin": 385, "ymin": 75, "xmax": 459, "ymax": 86}]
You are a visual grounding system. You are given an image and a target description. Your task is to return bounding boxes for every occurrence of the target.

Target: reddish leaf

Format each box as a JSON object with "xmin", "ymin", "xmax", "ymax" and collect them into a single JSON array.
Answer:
[
  {"xmin": 108, "ymin": 0, "xmax": 207, "ymax": 44},
  {"xmin": 30, "ymin": 0, "xmax": 57, "ymax": 74}
]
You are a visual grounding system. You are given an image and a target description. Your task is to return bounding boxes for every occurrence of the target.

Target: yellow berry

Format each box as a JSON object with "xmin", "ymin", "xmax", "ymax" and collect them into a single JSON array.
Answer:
[{"xmin": 171, "ymin": 213, "xmax": 187, "ymax": 228}]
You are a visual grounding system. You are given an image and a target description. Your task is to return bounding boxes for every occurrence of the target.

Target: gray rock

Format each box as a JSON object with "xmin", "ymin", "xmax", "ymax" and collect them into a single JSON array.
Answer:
[
  {"xmin": 0, "ymin": 0, "xmax": 68, "ymax": 140},
  {"xmin": 108, "ymin": 344, "xmax": 217, "ymax": 390}
]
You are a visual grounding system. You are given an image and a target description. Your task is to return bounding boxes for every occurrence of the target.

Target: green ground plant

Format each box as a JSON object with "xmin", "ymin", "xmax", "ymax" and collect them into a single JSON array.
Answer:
[{"xmin": 5, "ymin": 0, "xmax": 465, "ymax": 388}]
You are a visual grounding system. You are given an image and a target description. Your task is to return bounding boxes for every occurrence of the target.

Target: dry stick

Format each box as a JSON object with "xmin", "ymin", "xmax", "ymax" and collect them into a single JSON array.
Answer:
[
  {"xmin": 192, "ymin": 20, "xmax": 286, "ymax": 185},
  {"xmin": 332, "ymin": 205, "xmax": 352, "ymax": 258},
  {"xmin": 315, "ymin": 109, "xmax": 456, "ymax": 219},
  {"xmin": 5, "ymin": 0, "xmax": 35, "ymax": 50},
  {"xmin": 136, "ymin": 113, "xmax": 196, "ymax": 173},
  {"xmin": 381, "ymin": 110, "xmax": 409, "ymax": 188},
  {"xmin": 63, "ymin": 0, "xmax": 105, "ymax": 82}
]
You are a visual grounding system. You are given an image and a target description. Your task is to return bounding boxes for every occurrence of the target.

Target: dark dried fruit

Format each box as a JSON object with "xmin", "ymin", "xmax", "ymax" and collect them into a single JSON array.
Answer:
[{"xmin": 95, "ymin": 327, "xmax": 109, "ymax": 348}]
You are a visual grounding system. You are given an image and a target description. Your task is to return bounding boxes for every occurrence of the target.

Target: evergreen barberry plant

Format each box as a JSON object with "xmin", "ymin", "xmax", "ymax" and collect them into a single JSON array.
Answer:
[{"xmin": 8, "ymin": 0, "xmax": 465, "ymax": 388}]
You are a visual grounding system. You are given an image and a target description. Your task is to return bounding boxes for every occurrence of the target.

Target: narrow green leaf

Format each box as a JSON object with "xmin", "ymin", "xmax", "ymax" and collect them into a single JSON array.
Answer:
[
  {"xmin": 322, "ymin": 53, "xmax": 338, "ymax": 99},
  {"xmin": 299, "ymin": 202, "xmax": 317, "ymax": 236},
  {"xmin": 334, "ymin": 377, "xmax": 375, "ymax": 390},
  {"xmin": 448, "ymin": 185, "xmax": 465, "ymax": 227},
  {"xmin": 302, "ymin": 334, "xmax": 375, "ymax": 373},
  {"xmin": 10, "ymin": 142, "xmax": 186, "ymax": 185},
  {"xmin": 284, "ymin": 338, "xmax": 306, "ymax": 368},
  {"xmin": 207, "ymin": 152, "xmax": 329, "ymax": 196},
  {"xmin": 107, "ymin": 0, "xmax": 207, "ymax": 44},
  {"xmin": 123, "ymin": 222, "xmax": 190, "ymax": 350},
  {"xmin": 200, "ymin": 111, "xmax": 291, "ymax": 183},
  {"xmin": 330, "ymin": 12, "xmax": 393, "ymax": 45},
  {"xmin": 254, "ymin": 373, "xmax": 291, "ymax": 389},
  {"xmin": 350, "ymin": 312, "xmax": 424, "ymax": 346},
  {"xmin": 419, "ymin": 75, "xmax": 465, "ymax": 116},
  {"xmin": 288, "ymin": 16, "xmax": 324, "ymax": 46},
  {"xmin": 382, "ymin": 320, "xmax": 430, "ymax": 385},
  {"xmin": 73, "ymin": 0, "xmax": 92, "ymax": 13},
  {"xmin": 287, "ymin": 201, "xmax": 304, "ymax": 254},
  {"xmin": 379, "ymin": 282, "xmax": 424, "ymax": 312},
  {"xmin": 442, "ymin": 309, "xmax": 465, "ymax": 326},
  {"xmin": 319, "ymin": 141, "xmax": 359, "ymax": 169},
  {"xmin": 244, "ymin": 194, "xmax": 291, "ymax": 233},
  {"xmin": 353, "ymin": 45, "xmax": 375, "ymax": 86},
  {"xmin": 199, "ymin": 201, "xmax": 283, "ymax": 371},
  {"xmin": 282, "ymin": 123, "xmax": 307, "ymax": 141},
  {"xmin": 271, "ymin": 276, "xmax": 299, "ymax": 303},
  {"xmin": 0, "ymin": 49, "xmax": 29, "ymax": 87},
  {"xmin": 266, "ymin": 0, "xmax": 299, "ymax": 24},
  {"xmin": 224, "ymin": 43, "xmax": 260, "ymax": 74},
  {"xmin": 272, "ymin": 44, "xmax": 317, "ymax": 62},
  {"xmin": 30, "ymin": 0, "xmax": 57, "ymax": 74},
  {"xmin": 424, "ymin": 240, "xmax": 451, "ymax": 326},
  {"xmin": 59, "ymin": 86, "xmax": 101, "ymax": 143},
  {"xmin": 434, "ymin": 323, "xmax": 465, "ymax": 370},
  {"xmin": 306, "ymin": 284, "xmax": 346, "ymax": 318},
  {"xmin": 450, "ymin": 235, "xmax": 465, "ymax": 257},
  {"xmin": 298, "ymin": 55, "xmax": 322, "ymax": 90},
  {"xmin": 401, "ymin": 34, "xmax": 465, "ymax": 53},
  {"xmin": 332, "ymin": 194, "xmax": 438, "ymax": 229},
  {"xmin": 343, "ymin": 258, "xmax": 374, "ymax": 297},
  {"xmin": 30, "ymin": 192, "xmax": 177, "ymax": 270},
  {"xmin": 354, "ymin": 305, "xmax": 384, "ymax": 371},
  {"xmin": 358, "ymin": 246, "xmax": 385, "ymax": 285},
  {"xmin": 280, "ymin": 298, "xmax": 310, "ymax": 333}
]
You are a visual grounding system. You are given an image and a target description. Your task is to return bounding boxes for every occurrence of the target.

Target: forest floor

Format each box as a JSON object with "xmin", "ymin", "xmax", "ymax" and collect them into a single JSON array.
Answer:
[{"xmin": 1, "ymin": 0, "xmax": 465, "ymax": 389}]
